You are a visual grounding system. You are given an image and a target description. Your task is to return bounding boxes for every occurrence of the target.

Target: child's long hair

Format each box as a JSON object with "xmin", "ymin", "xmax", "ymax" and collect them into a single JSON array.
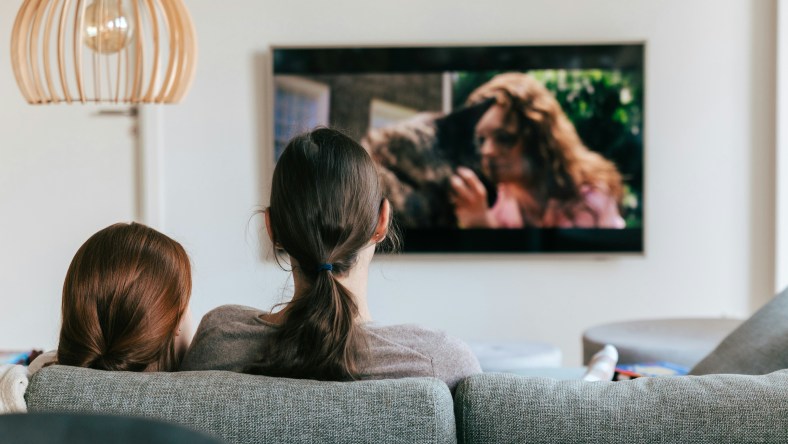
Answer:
[
  {"xmin": 57, "ymin": 222, "xmax": 192, "ymax": 372},
  {"xmin": 248, "ymin": 128, "xmax": 395, "ymax": 381}
]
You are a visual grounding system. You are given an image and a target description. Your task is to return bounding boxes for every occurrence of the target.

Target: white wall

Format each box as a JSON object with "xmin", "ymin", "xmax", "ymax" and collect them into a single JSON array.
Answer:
[
  {"xmin": 158, "ymin": 0, "xmax": 777, "ymax": 366},
  {"xmin": 777, "ymin": 0, "xmax": 788, "ymax": 293},
  {"xmin": 0, "ymin": 0, "xmax": 777, "ymax": 366},
  {"xmin": 0, "ymin": 3, "xmax": 138, "ymax": 348}
]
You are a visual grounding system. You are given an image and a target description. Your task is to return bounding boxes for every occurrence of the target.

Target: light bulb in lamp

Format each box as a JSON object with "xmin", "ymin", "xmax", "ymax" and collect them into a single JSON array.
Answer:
[{"xmin": 83, "ymin": 0, "xmax": 133, "ymax": 54}]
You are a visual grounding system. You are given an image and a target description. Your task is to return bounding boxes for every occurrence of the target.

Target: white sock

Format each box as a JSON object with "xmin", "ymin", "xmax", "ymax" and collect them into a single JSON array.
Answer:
[{"xmin": 582, "ymin": 344, "xmax": 618, "ymax": 382}]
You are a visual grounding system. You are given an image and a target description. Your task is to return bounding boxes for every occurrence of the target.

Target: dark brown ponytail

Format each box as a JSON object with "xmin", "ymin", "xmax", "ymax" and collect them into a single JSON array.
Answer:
[{"xmin": 249, "ymin": 128, "xmax": 393, "ymax": 381}]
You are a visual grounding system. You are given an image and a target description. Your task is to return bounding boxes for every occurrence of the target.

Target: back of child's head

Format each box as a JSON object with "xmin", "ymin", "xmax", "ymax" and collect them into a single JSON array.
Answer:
[{"xmin": 57, "ymin": 222, "xmax": 191, "ymax": 372}]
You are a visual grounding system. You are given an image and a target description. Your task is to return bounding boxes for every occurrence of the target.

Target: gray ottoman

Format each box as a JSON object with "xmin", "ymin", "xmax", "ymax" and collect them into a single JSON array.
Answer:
[
  {"xmin": 467, "ymin": 341, "xmax": 562, "ymax": 372},
  {"xmin": 582, "ymin": 318, "xmax": 743, "ymax": 369}
]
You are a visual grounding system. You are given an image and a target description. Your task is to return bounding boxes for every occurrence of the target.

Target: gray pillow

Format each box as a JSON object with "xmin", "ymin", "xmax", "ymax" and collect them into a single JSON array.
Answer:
[{"xmin": 691, "ymin": 287, "xmax": 788, "ymax": 375}]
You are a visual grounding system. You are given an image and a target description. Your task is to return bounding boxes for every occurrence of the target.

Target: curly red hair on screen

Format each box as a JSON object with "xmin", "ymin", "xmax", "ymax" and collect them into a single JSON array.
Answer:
[{"xmin": 468, "ymin": 72, "xmax": 623, "ymax": 224}]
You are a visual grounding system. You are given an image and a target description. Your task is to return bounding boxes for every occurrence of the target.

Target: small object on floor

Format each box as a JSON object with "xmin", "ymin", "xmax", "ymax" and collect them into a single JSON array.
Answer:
[
  {"xmin": 582, "ymin": 344, "xmax": 619, "ymax": 381},
  {"xmin": 0, "ymin": 351, "xmax": 30, "ymax": 366},
  {"xmin": 614, "ymin": 362, "xmax": 689, "ymax": 380},
  {"xmin": 0, "ymin": 350, "xmax": 43, "ymax": 366}
]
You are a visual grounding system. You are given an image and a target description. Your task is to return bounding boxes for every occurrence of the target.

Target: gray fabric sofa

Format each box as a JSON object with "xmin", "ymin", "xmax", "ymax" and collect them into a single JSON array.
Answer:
[
  {"xmin": 25, "ymin": 365, "xmax": 788, "ymax": 444},
  {"xmin": 24, "ymin": 290, "xmax": 788, "ymax": 443}
]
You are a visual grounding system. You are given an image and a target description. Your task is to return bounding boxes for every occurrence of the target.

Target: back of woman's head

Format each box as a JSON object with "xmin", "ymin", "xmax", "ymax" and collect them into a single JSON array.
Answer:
[
  {"xmin": 253, "ymin": 127, "xmax": 388, "ymax": 381},
  {"xmin": 270, "ymin": 128, "xmax": 384, "ymax": 273},
  {"xmin": 57, "ymin": 222, "xmax": 192, "ymax": 372}
]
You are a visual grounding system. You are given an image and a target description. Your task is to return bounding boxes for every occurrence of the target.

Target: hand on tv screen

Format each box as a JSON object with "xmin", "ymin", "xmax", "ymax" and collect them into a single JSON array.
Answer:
[{"xmin": 450, "ymin": 167, "xmax": 495, "ymax": 228}]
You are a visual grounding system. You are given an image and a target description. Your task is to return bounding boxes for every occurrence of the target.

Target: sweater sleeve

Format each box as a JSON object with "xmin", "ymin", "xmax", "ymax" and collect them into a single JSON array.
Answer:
[
  {"xmin": 427, "ymin": 333, "xmax": 482, "ymax": 392},
  {"xmin": 179, "ymin": 305, "xmax": 270, "ymax": 372}
]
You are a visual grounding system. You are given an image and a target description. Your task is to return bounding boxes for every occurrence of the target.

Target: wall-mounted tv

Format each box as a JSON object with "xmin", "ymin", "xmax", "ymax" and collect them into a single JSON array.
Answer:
[{"xmin": 272, "ymin": 44, "xmax": 644, "ymax": 253}]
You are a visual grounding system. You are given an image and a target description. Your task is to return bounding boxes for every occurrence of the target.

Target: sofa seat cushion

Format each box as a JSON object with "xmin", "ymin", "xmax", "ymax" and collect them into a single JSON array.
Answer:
[
  {"xmin": 454, "ymin": 371, "xmax": 788, "ymax": 444},
  {"xmin": 26, "ymin": 366, "xmax": 456, "ymax": 444}
]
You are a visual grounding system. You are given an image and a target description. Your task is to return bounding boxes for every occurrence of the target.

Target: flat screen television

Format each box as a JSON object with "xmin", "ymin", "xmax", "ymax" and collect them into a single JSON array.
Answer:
[{"xmin": 271, "ymin": 44, "xmax": 644, "ymax": 253}]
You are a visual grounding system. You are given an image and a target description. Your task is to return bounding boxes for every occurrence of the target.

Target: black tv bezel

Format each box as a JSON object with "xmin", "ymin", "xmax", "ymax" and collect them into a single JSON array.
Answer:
[{"xmin": 271, "ymin": 43, "xmax": 645, "ymax": 254}]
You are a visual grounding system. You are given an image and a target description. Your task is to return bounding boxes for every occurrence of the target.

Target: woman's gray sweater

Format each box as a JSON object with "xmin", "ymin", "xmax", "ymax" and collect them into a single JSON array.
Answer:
[{"xmin": 180, "ymin": 305, "xmax": 481, "ymax": 391}]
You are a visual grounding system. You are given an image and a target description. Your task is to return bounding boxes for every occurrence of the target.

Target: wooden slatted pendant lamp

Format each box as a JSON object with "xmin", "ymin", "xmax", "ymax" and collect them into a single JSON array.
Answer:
[{"xmin": 10, "ymin": 0, "xmax": 197, "ymax": 104}]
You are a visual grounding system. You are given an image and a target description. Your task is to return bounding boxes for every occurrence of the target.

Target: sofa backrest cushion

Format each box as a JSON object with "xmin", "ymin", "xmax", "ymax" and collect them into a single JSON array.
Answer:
[
  {"xmin": 454, "ymin": 371, "xmax": 788, "ymax": 444},
  {"xmin": 26, "ymin": 366, "xmax": 456, "ymax": 444}
]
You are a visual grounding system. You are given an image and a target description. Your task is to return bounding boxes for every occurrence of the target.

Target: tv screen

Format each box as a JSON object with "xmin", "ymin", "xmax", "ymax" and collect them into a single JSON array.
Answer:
[{"xmin": 272, "ymin": 44, "xmax": 644, "ymax": 253}]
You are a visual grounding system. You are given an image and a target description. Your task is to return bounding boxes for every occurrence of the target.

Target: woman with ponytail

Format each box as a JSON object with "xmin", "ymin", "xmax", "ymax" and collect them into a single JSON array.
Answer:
[
  {"xmin": 39, "ymin": 222, "xmax": 193, "ymax": 373},
  {"xmin": 181, "ymin": 128, "xmax": 480, "ymax": 390}
]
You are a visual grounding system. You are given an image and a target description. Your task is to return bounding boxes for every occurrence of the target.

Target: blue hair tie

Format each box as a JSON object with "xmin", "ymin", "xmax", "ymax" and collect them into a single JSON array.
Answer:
[{"xmin": 318, "ymin": 263, "xmax": 333, "ymax": 272}]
